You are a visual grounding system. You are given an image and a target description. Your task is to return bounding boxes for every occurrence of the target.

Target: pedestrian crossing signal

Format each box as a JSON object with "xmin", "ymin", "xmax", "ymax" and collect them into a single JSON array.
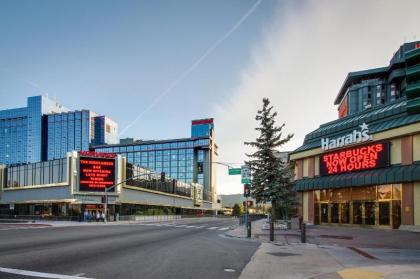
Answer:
[
  {"xmin": 244, "ymin": 184, "xmax": 251, "ymax": 197},
  {"xmin": 243, "ymin": 200, "xmax": 253, "ymax": 207}
]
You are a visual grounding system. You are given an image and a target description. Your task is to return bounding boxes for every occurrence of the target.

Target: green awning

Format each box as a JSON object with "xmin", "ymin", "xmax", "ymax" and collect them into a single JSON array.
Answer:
[{"xmin": 294, "ymin": 164, "xmax": 420, "ymax": 191}]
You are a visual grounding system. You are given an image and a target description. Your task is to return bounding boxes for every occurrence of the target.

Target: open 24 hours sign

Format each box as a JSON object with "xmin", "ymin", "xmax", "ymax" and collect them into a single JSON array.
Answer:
[{"xmin": 319, "ymin": 141, "xmax": 390, "ymax": 176}]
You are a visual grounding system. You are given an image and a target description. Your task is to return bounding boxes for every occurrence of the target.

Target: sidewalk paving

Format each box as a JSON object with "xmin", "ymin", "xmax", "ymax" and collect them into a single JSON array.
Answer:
[
  {"xmin": 0, "ymin": 216, "xmax": 227, "ymax": 228},
  {"xmin": 227, "ymin": 220, "xmax": 420, "ymax": 279}
]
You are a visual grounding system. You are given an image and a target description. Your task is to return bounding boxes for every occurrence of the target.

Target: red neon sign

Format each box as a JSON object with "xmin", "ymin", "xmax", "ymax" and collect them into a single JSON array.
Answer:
[
  {"xmin": 79, "ymin": 151, "xmax": 116, "ymax": 159},
  {"xmin": 79, "ymin": 157, "xmax": 116, "ymax": 192},
  {"xmin": 320, "ymin": 142, "xmax": 389, "ymax": 176},
  {"xmin": 192, "ymin": 118, "xmax": 214, "ymax": 125}
]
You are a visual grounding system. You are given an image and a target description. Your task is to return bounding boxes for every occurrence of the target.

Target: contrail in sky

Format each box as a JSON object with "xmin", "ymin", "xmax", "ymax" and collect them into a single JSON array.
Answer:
[
  {"xmin": 0, "ymin": 67, "xmax": 44, "ymax": 91},
  {"xmin": 119, "ymin": 0, "xmax": 264, "ymax": 136}
]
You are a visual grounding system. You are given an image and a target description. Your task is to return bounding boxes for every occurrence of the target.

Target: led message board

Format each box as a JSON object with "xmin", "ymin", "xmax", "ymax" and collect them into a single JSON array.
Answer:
[
  {"xmin": 79, "ymin": 157, "xmax": 116, "ymax": 192},
  {"xmin": 320, "ymin": 141, "xmax": 389, "ymax": 176}
]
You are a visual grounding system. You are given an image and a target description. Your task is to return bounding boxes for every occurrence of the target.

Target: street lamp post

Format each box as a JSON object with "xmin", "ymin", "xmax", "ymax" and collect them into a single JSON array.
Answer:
[{"xmin": 103, "ymin": 171, "xmax": 154, "ymax": 223}]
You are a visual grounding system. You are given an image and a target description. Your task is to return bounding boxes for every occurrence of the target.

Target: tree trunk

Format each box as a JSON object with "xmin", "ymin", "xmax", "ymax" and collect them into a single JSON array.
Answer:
[{"xmin": 271, "ymin": 199, "xmax": 277, "ymax": 222}]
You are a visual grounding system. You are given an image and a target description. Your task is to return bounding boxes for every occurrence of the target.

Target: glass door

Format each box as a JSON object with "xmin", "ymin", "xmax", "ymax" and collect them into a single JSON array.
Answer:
[
  {"xmin": 331, "ymin": 203, "xmax": 339, "ymax": 223},
  {"xmin": 379, "ymin": 202, "xmax": 390, "ymax": 226},
  {"xmin": 321, "ymin": 203, "xmax": 328, "ymax": 223},
  {"xmin": 364, "ymin": 202, "xmax": 376, "ymax": 225},
  {"xmin": 314, "ymin": 203, "xmax": 320, "ymax": 225},
  {"xmin": 340, "ymin": 203, "xmax": 350, "ymax": 224},
  {"xmin": 353, "ymin": 201, "xmax": 363, "ymax": 224}
]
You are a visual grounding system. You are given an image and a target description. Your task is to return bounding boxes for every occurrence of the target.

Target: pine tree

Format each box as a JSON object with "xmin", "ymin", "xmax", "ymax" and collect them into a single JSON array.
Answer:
[{"xmin": 245, "ymin": 98, "xmax": 295, "ymax": 221}]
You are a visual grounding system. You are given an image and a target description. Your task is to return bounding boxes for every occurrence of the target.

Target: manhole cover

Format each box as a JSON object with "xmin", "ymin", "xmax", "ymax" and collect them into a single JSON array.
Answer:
[{"xmin": 224, "ymin": 269, "xmax": 236, "ymax": 272}]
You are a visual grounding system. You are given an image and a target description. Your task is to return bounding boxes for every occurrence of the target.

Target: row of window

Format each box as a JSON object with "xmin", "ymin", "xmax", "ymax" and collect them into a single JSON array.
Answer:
[
  {"xmin": 5, "ymin": 158, "xmax": 68, "ymax": 188},
  {"xmin": 95, "ymin": 139, "xmax": 209, "ymax": 153}
]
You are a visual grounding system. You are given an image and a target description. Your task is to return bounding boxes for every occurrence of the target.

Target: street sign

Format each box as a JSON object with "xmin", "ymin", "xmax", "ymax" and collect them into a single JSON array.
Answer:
[
  {"xmin": 228, "ymin": 168, "xmax": 241, "ymax": 175},
  {"xmin": 241, "ymin": 165, "xmax": 251, "ymax": 184}
]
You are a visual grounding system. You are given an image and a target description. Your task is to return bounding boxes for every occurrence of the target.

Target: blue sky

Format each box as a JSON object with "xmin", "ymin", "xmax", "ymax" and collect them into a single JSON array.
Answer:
[
  {"xmin": 0, "ymin": 0, "xmax": 279, "ymax": 138},
  {"xmin": 1, "ymin": 0, "xmax": 420, "ymax": 194}
]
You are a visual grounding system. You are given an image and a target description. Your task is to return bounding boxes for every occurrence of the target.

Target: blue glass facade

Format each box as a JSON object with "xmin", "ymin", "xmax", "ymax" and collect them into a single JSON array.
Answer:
[
  {"xmin": 94, "ymin": 126, "xmax": 217, "ymax": 202},
  {"xmin": 95, "ymin": 138, "xmax": 210, "ymax": 184},
  {"xmin": 45, "ymin": 110, "xmax": 91, "ymax": 161},
  {"xmin": 0, "ymin": 96, "xmax": 68, "ymax": 165},
  {"xmin": 191, "ymin": 119, "xmax": 214, "ymax": 137},
  {"xmin": 93, "ymin": 116, "xmax": 118, "ymax": 146},
  {"xmin": 0, "ymin": 96, "xmax": 118, "ymax": 164}
]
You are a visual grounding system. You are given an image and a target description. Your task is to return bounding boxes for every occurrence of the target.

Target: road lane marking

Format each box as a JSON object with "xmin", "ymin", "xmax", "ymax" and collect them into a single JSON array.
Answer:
[
  {"xmin": 207, "ymin": 227, "xmax": 218, "ymax": 230},
  {"xmin": 0, "ymin": 267, "xmax": 94, "ymax": 279},
  {"xmin": 218, "ymin": 227, "xmax": 229, "ymax": 231}
]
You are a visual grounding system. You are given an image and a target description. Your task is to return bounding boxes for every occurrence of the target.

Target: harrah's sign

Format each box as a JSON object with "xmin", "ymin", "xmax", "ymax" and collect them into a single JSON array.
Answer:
[{"xmin": 321, "ymin": 123, "xmax": 372, "ymax": 151}]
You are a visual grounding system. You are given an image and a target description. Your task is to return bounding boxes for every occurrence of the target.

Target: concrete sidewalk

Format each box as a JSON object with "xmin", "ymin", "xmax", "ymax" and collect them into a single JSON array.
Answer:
[
  {"xmin": 0, "ymin": 216, "xmax": 228, "ymax": 228},
  {"xmin": 227, "ymin": 220, "xmax": 420, "ymax": 279}
]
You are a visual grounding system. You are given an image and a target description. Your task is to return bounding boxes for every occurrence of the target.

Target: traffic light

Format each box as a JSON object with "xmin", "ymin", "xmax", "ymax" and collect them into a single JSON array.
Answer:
[
  {"xmin": 160, "ymin": 172, "xmax": 166, "ymax": 182},
  {"xmin": 242, "ymin": 200, "xmax": 253, "ymax": 207},
  {"xmin": 101, "ymin": 196, "xmax": 107, "ymax": 204},
  {"xmin": 244, "ymin": 184, "xmax": 251, "ymax": 197}
]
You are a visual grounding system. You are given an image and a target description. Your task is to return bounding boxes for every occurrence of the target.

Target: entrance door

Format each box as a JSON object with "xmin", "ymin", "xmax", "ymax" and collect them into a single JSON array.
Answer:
[
  {"xmin": 364, "ymin": 202, "xmax": 376, "ymax": 225},
  {"xmin": 392, "ymin": 200, "xmax": 401, "ymax": 229},
  {"xmin": 353, "ymin": 201, "xmax": 363, "ymax": 224},
  {"xmin": 340, "ymin": 203, "xmax": 350, "ymax": 224},
  {"xmin": 314, "ymin": 203, "xmax": 320, "ymax": 225},
  {"xmin": 331, "ymin": 203, "xmax": 339, "ymax": 223},
  {"xmin": 321, "ymin": 204, "xmax": 328, "ymax": 223},
  {"xmin": 379, "ymin": 202, "xmax": 390, "ymax": 226}
]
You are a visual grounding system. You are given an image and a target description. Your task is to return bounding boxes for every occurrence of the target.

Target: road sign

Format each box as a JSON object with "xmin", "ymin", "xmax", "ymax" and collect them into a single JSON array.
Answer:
[
  {"xmin": 228, "ymin": 168, "xmax": 241, "ymax": 175},
  {"xmin": 241, "ymin": 165, "xmax": 251, "ymax": 184}
]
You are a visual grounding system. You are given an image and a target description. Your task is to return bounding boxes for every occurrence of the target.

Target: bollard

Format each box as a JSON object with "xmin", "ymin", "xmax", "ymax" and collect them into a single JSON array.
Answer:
[
  {"xmin": 269, "ymin": 221, "xmax": 274, "ymax": 241},
  {"xmin": 247, "ymin": 221, "xmax": 251, "ymax": 238},
  {"xmin": 301, "ymin": 223, "xmax": 306, "ymax": 243}
]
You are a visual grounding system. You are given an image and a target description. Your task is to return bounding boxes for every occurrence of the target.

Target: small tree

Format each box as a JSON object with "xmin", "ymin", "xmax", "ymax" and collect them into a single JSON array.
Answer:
[
  {"xmin": 245, "ymin": 98, "xmax": 295, "ymax": 221},
  {"xmin": 232, "ymin": 203, "xmax": 243, "ymax": 217}
]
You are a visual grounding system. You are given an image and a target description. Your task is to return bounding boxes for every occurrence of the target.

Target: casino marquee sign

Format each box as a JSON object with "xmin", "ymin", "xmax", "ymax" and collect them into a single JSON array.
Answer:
[
  {"xmin": 78, "ymin": 151, "xmax": 117, "ymax": 192},
  {"xmin": 320, "ymin": 141, "xmax": 390, "ymax": 176}
]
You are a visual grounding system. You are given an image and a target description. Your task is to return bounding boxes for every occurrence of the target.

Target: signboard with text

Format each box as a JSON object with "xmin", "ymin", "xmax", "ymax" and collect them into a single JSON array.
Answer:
[
  {"xmin": 320, "ymin": 141, "xmax": 389, "ymax": 176},
  {"xmin": 79, "ymin": 157, "xmax": 116, "ymax": 192},
  {"xmin": 241, "ymin": 165, "xmax": 251, "ymax": 184}
]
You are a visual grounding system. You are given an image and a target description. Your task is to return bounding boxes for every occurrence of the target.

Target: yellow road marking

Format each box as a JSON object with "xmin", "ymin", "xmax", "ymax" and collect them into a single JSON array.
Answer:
[{"xmin": 338, "ymin": 268, "xmax": 382, "ymax": 279}]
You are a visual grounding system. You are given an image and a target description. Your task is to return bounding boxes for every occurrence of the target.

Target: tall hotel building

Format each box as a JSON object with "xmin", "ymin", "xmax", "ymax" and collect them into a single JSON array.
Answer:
[
  {"xmin": 291, "ymin": 41, "xmax": 420, "ymax": 230},
  {"xmin": 0, "ymin": 96, "xmax": 118, "ymax": 165},
  {"xmin": 93, "ymin": 119, "xmax": 218, "ymax": 203}
]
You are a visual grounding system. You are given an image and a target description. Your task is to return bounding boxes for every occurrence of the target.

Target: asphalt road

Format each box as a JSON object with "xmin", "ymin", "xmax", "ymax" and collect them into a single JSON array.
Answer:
[{"xmin": 0, "ymin": 218, "xmax": 259, "ymax": 279}]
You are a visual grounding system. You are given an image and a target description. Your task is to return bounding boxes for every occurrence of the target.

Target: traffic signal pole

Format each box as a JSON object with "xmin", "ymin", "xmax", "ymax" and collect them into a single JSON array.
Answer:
[{"xmin": 103, "ymin": 172, "xmax": 154, "ymax": 223}]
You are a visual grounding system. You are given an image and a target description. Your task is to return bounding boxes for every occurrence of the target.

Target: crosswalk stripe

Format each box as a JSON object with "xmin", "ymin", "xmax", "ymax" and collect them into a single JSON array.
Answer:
[{"xmin": 207, "ymin": 227, "xmax": 218, "ymax": 230}]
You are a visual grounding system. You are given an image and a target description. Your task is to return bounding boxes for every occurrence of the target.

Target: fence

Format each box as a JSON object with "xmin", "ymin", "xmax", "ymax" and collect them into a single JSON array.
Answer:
[
  {"xmin": 0, "ymin": 214, "xmax": 79, "ymax": 222},
  {"xmin": 238, "ymin": 214, "xmax": 267, "ymax": 225},
  {"xmin": 118, "ymin": 215, "xmax": 182, "ymax": 222}
]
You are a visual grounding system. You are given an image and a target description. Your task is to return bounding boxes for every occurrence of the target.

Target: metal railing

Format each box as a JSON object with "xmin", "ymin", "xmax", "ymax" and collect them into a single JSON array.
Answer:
[
  {"xmin": 0, "ymin": 214, "xmax": 79, "ymax": 222},
  {"xmin": 117, "ymin": 215, "xmax": 182, "ymax": 222},
  {"xmin": 238, "ymin": 214, "xmax": 267, "ymax": 225}
]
